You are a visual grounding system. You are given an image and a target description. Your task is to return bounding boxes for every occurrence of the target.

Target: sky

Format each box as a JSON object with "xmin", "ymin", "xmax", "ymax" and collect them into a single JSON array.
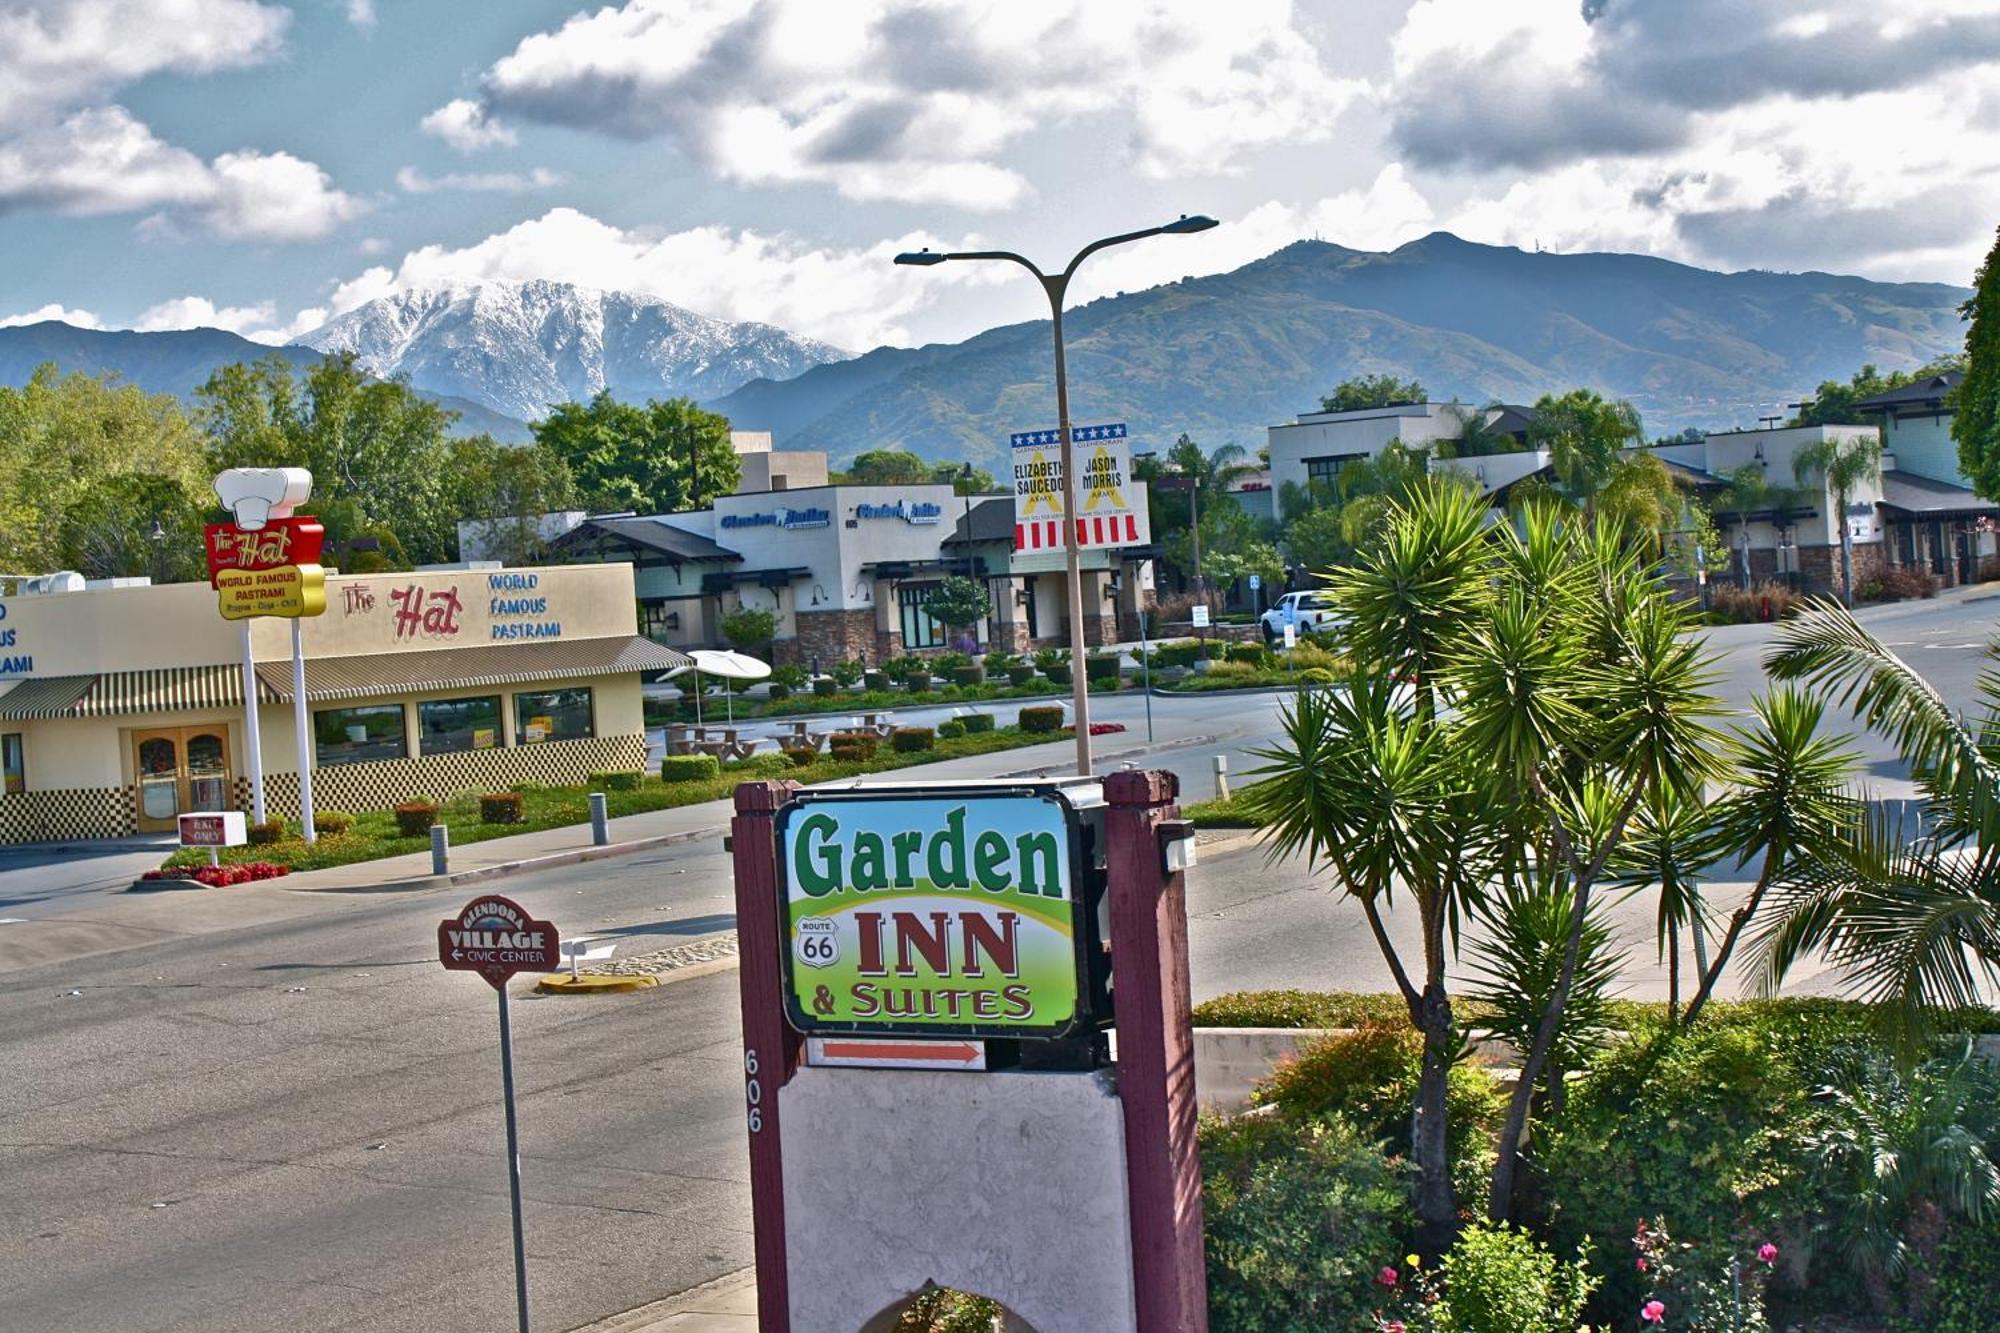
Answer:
[{"xmin": 0, "ymin": 0, "xmax": 1995, "ymax": 354}]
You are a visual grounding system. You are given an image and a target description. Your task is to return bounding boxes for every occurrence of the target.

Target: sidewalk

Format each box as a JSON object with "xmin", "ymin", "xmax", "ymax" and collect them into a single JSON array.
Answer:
[
  {"xmin": 566, "ymin": 1270, "xmax": 757, "ymax": 1333},
  {"xmin": 280, "ymin": 713, "xmax": 1222, "ymax": 894}
]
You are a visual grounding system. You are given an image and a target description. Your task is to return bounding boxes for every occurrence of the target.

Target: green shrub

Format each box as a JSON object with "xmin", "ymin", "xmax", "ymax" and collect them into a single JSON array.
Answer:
[
  {"xmin": 394, "ymin": 802, "xmax": 438, "ymax": 838},
  {"xmin": 1254, "ymin": 1024, "xmax": 1504, "ymax": 1201},
  {"xmin": 864, "ymin": 670, "xmax": 890, "ymax": 692},
  {"xmin": 1201, "ymin": 659, "xmax": 1257, "ymax": 680},
  {"xmin": 906, "ymin": 671, "xmax": 932, "ymax": 693},
  {"xmin": 588, "ymin": 769, "xmax": 644, "ymax": 792},
  {"xmin": 1006, "ymin": 663, "xmax": 1036, "ymax": 685},
  {"xmin": 1153, "ymin": 638, "xmax": 1206, "ymax": 668},
  {"xmin": 937, "ymin": 719, "xmax": 967, "ymax": 739},
  {"xmin": 1044, "ymin": 663, "xmax": 1072, "ymax": 686},
  {"xmin": 1299, "ymin": 667, "xmax": 1336, "ymax": 684},
  {"xmin": 785, "ymin": 746, "xmax": 818, "ymax": 768},
  {"xmin": 890, "ymin": 726, "xmax": 935, "ymax": 753},
  {"xmin": 723, "ymin": 752, "xmax": 793, "ymax": 777},
  {"xmin": 961, "ymin": 713, "xmax": 995, "ymax": 734},
  {"xmin": 812, "ymin": 676, "xmax": 838, "ymax": 696},
  {"xmin": 1200, "ymin": 1112, "xmax": 1409, "ymax": 1333},
  {"xmin": 831, "ymin": 660, "xmax": 864, "ymax": 686},
  {"xmin": 771, "ymin": 664, "xmax": 808, "ymax": 691},
  {"xmin": 1226, "ymin": 641, "xmax": 1264, "ymax": 665},
  {"xmin": 247, "ymin": 818, "xmax": 287, "ymax": 845},
  {"xmin": 508, "ymin": 781, "xmax": 549, "ymax": 795},
  {"xmin": 1908, "ymin": 1217, "xmax": 2000, "ymax": 1332},
  {"xmin": 312, "ymin": 809, "xmax": 355, "ymax": 837},
  {"xmin": 1018, "ymin": 705, "xmax": 1065, "ymax": 733},
  {"xmin": 951, "ymin": 665, "xmax": 983, "ymax": 687},
  {"xmin": 1193, "ymin": 989, "xmax": 1424, "ymax": 1030},
  {"xmin": 1418, "ymin": 1221, "xmax": 1599, "ymax": 1333},
  {"xmin": 1085, "ymin": 653, "xmax": 1122, "ymax": 680},
  {"xmin": 479, "ymin": 792, "xmax": 524, "ymax": 824},
  {"xmin": 767, "ymin": 682, "xmax": 791, "ymax": 700},
  {"xmin": 1032, "ymin": 647, "xmax": 1067, "ymax": 672},
  {"xmin": 660, "ymin": 754, "xmax": 721, "ymax": 784},
  {"xmin": 828, "ymin": 731, "xmax": 878, "ymax": 763}
]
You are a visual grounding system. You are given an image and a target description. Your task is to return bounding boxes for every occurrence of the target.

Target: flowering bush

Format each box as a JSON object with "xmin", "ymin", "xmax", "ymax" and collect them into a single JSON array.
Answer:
[
  {"xmin": 1059, "ymin": 721, "xmax": 1127, "ymax": 736},
  {"xmin": 1373, "ymin": 1221, "xmax": 1598, "ymax": 1333},
  {"xmin": 1630, "ymin": 1217, "xmax": 1775, "ymax": 1332},
  {"xmin": 145, "ymin": 862, "xmax": 290, "ymax": 887}
]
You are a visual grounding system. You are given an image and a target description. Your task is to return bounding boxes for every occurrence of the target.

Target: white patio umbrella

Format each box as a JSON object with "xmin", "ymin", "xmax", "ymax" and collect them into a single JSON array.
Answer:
[{"xmin": 688, "ymin": 648, "xmax": 771, "ymax": 724}]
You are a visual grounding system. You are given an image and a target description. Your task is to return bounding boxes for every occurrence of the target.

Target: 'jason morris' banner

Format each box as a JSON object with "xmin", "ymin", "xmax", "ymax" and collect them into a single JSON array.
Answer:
[{"xmin": 1009, "ymin": 423, "xmax": 1148, "ymax": 553}]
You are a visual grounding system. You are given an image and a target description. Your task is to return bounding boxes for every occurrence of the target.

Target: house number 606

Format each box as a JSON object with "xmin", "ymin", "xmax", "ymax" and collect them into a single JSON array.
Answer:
[{"xmin": 744, "ymin": 1048, "xmax": 764, "ymax": 1134}]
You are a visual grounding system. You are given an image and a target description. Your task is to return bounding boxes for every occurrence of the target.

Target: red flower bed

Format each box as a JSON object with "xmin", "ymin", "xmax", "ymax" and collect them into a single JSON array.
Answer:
[
  {"xmin": 140, "ymin": 862, "xmax": 291, "ymax": 887},
  {"xmin": 1062, "ymin": 722, "xmax": 1129, "ymax": 736}
]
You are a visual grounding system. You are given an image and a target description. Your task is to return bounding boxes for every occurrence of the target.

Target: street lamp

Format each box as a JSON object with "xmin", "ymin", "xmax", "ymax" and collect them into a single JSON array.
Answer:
[{"xmin": 896, "ymin": 214, "xmax": 1218, "ymax": 775}]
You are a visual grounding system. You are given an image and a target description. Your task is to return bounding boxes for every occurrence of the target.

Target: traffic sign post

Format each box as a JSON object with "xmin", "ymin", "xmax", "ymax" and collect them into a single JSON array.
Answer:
[{"xmin": 437, "ymin": 895, "xmax": 561, "ymax": 1333}]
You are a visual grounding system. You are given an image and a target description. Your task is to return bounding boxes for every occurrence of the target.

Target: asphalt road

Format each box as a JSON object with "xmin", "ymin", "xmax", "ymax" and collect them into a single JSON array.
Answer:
[{"xmin": 0, "ymin": 590, "xmax": 1993, "ymax": 1332}]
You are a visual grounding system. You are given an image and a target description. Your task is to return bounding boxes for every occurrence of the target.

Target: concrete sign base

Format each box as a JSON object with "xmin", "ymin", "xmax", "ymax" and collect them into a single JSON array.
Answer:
[{"xmin": 781, "ymin": 1066, "xmax": 1137, "ymax": 1332}]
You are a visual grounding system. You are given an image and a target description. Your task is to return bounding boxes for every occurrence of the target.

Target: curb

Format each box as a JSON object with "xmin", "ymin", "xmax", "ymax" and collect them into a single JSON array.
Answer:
[
  {"xmin": 537, "ymin": 973, "xmax": 661, "ymax": 995},
  {"xmin": 285, "ymin": 823, "xmax": 728, "ymax": 895}
]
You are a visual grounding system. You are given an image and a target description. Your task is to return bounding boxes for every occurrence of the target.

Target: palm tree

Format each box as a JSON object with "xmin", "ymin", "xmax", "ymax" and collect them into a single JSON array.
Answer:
[
  {"xmin": 1611, "ymin": 782, "xmax": 1723, "ymax": 1023},
  {"xmin": 1716, "ymin": 463, "xmax": 1779, "ymax": 591},
  {"xmin": 1757, "ymin": 599, "xmax": 2000, "ymax": 1039},
  {"xmin": 1528, "ymin": 388, "xmax": 1645, "ymax": 520},
  {"xmin": 1793, "ymin": 433, "xmax": 1884, "ymax": 606}
]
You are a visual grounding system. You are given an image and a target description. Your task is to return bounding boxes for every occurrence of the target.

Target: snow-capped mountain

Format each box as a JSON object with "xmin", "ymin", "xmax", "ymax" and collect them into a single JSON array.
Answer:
[{"xmin": 299, "ymin": 279, "xmax": 848, "ymax": 422}]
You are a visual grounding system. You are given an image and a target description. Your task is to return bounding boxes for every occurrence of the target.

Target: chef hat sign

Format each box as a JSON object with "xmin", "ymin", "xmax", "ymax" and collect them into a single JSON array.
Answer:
[{"xmin": 213, "ymin": 468, "xmax": 313, "ymax": 531}]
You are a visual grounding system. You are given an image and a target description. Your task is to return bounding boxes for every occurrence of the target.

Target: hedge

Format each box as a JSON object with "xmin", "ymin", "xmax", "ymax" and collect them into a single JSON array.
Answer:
[
  {"xmin": 962, "ymin": 713, "xmax": 996, "ymax": 734},
  {"xmin": 937, "ymin": 719, "xmax": 968, "ymax": 739},
  {"xmin": 1226, "ymin": 642, "xmax": 1265, "ymax": 665},
  {"xmin": 1006, "ymin": 664, "xmax": 1037, "ymax": 685},
  {"xmin": 952, "ymin": 666, "xmax": 984, "ymax": 687},
  {"xmin": 864, "ymin": 670, "xmax": 890, "ymax": 692},
  {"xmin": 1019, "ymin": 705, "xmax": 1065, "ymax": 733},
  {"xmin": 394, "ymin": 802, "xmax": 438, "ymax": 837},
  {"xmin": 660, "ymin": 754, "xmax": 721, "ymax": 783},
  {"xmin": 813, "ymin": 677, "xmax": 838, "ymax": 695},
  {"xmin": 891, "ymin": 726, "xmax": 936, "ymax": 752},
  {"xmin": 1085, "ymin": 653, "xmax": 1122, "ymax": 680},
  {"xmin": 248, "ymin": 818, "xmax": 286, "ymax": 845},
  {"xmin": 479, "ymin": 792, "xmax": 524, "ymax": 824},
  {"xmin": 589, "ymin": 769, "xmax": 644, "ymax": 792}
]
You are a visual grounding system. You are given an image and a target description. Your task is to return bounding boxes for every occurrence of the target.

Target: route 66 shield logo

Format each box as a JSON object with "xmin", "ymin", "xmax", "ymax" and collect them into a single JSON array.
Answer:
[{"xmin": 794, "ymin": 917, "xmax": 840, "ymax": 969}]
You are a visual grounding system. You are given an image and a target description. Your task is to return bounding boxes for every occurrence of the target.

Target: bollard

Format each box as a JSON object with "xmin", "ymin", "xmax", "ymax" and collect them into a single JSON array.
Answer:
[
  {"xmin": 431, "ymin": 822, "xmax": 450, "ymax": 876},
  {"xmin": 1212, "ymin": 754, "xmax": 1230, "ymax": 801},
  {"xmin": 589, "ymin": 792, "xmax": 609, "ymax": 846}
]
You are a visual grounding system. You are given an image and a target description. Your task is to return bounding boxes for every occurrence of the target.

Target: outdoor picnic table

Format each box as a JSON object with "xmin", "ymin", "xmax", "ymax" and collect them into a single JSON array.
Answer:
[
  {"xmin": 854, "ymin": 712, "xmax": 895, "ymax": 739},
  {"xmin": 690, "ymin": 726, "xmax": 757, "ymax": 761},
  {"xmin": 664, "ymin": 723, "xmax": 694, "ymax": 756},
  {"xmin": 777, "ymin": 720, "xmax": 827, "ymax": 752}
]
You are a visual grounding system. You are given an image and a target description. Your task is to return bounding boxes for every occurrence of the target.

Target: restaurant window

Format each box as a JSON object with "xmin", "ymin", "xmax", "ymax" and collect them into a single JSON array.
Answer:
[
  {"xmin": 898, "ymin": 583, "xmax": 946, "ymax": 650},
  {"xmin": 2, "ymin": 733, "xmax": 22, "ymax": 795},
  {"xmin": 514, "ymin": 688, "xmax": 593, "ymax": 744},
  {"xmin": 639, "ymin": 600, "xmax": 682, "ymax": 640},
  {"xmin": 313, "ymin": 704, "xmax": 407, "ymax": 766},
  {"xmin": 1304, "ymin": 453, "xmax": 1367, "ymax": 488},
  {"xmin": 418, "ymin": 695, "xmax": 502, "ymax": 755}
]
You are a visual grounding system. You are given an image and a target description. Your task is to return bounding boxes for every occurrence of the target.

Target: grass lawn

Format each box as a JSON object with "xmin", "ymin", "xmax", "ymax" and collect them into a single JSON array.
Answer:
[
  {"xmin": 163, "ymin": 725, "xmax": 1070, "ymax": 875},
  {"xmin": 648, "ymin": 677, "xmax": 1067, "ymax": 725},
  {"xmin": 1182, "ymin": 783, "xmax": 1273, "ymax": 827}
]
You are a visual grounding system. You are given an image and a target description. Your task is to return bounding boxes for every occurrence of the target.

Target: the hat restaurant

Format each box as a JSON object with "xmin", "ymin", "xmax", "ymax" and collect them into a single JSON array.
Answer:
[{"xmin": 0, "ymin": 559, "xmax": 687, "ymax": 845}]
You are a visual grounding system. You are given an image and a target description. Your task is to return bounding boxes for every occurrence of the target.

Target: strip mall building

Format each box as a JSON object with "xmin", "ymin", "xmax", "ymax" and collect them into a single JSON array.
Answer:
[{"xmin": 0, "ymin": 563, "xmax": 685, "ymax": 845}]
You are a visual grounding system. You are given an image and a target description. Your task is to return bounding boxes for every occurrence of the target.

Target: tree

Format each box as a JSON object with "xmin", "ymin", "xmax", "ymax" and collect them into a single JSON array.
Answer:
[
  {"xmin": 199, "ymin": 352, "xmax": 465, "ymax": 564},
  {"xmin": 930, "ymin": 462, "xmax": 995, "ymax": 494},
  {"xmin": 1957, "ymin": 225, "xmax": 2000, "ymax": 500},
  {"xmin": 1758, "ymin": 599, "xmax": 2000, "ymax": 1043},
  {"xmin": 844, "ymin": 449, "xmax": 932, "ymax": 486},
  {"xmin": 531, "ymin": 392, "xmax": 737, "ymax": 515},
  {"xmin": 1135, "ymin": 434, "xmax": 1264, "ymax": 587},
  {"xmin": 923, "ymin": 575, "xmax": 990, "ymax": 640},
  {"xmin": 1433, "ymin": 401, "xmax": 1525, "ymax": 459},
  {"xmin": 1715, "ymin": 463, "xmax": 1782, "ymax": 590},
  {"xmin": 1793, "ymin": 356, "xmax": 1967, "ymax": 428},
  {"xmin": 1792, "ymin": 432, "xmax": 1882, "ymax": 606},
  {"xmin": 1598, "ymin": 452, "xmax": 1687, "ymax": 564},
  {"xmin": 448, "ymin": 437, "xmax": 578, "ymax": 564},
  {"xmin": 0, "ymin": 363, "xmax": 207, "ymax": 577},
  {"xmin": 720, "ymin": 604, "xmax": 778, "ymax": 656},
  {"xmin": 1527, "ymin": 388, "xmax": 1644, "ymax": 518},
  {"xmin": 1319, "ymin": 373, "xmax": 1427, "ymax": 414}
]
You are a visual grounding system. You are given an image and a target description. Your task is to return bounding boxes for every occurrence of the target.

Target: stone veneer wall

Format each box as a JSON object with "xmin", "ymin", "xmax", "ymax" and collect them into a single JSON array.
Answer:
[{"xmin": 785, "ymin": 609, "xmax": 878, "ymax": 669}]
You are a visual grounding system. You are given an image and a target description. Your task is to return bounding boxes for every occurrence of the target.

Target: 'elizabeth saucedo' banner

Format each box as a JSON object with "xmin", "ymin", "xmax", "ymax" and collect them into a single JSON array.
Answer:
[{"xmin": 778, "ymin": 793, "xmax": 1083, "ymax": 1039}]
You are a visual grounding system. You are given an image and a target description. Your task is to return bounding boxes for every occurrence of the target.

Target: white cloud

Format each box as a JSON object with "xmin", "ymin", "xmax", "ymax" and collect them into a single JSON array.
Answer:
[
  {"xmin": 469, "ymin": 0, "xmax": 1361, "ymax": 208},
  {"xmin": 420, "ymin": 98, "xmax": 516, "ymax": 152},
  {"xmin": 0, "ymin": 0, "xmax": 289, "ymax": 132},
  {"xmin": 345, "ymin": 0, "xmax": 375, "ymax": 31},
  {"xmin": 322, "ymin": 206, "xmax": 1020, "ymax": 347},
  {"xmin": 395, "ymin": 165, "xmax": 564, "ymax": 194},
  {"xmin": 0, "ymin": 106, "xmax": 360, "ymax": 240},
  {"xmin": 0, "ymin": 302, "xmax": 101, "ymax": 328},
  {"xmin": 130, "ymin": 294, "xmax": 324, "ymax": 344}
]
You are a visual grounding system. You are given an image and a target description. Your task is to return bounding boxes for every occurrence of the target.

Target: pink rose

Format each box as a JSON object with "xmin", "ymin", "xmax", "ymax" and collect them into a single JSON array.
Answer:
[
  {"xmin": 1377, "ymin": 1266, "xmax": 1398, "ymax": 1287},
  {"xmin": 1382, "ymin": 1323, "xmax": 1406, "ymax": 1333},
  {"xmin": 1758, "ymin": 1242, "xmax": 1778, "ymax": 1264},
  {"xmin": 1641, "ymin": 1300, "xmax": 1666, "ymax": 1324},
  {"xmin": 1636, "ymin": 1257, "xmax": 1647, "ymax": 1271}
]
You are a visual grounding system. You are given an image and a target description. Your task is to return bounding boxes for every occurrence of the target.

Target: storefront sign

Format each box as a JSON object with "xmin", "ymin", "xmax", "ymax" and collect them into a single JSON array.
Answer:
[
  {"xmin": 390, "ymin": 584, "xmax": 462, "ymax": 639},
  {"xmin": 0, "ymin": 600, "xmax": 27, "ymax": 676},
  {"xmin": 204, "ymin": 517, "xmax": 324, "ymax": 587},
  {"xmin": 1009, "ymin": 422, "xmax": 1145, "ymax": 552},
  {"xmin": 438, "ymin": 894, "xmax": 562, "ymax": 990},
  {"xmin": 778, "ymin": 792, "xmax": 1086, "ymax": 1038},
  {"xmin": 178, "ymin": 811, "xmax": 247, "ymax": 847},
  {"xmin": 216, "ymin": 564, "xmax": 328, "ymax": 621},
  {"xmin": 486, "ymin": 572, "xmax": 562, "ymax": 640},
  {"xmin": 855, "ymin": 500, "xmax": 944, "ymax": 525},
  {"xmin": 721, "ymin": 506, "xmax": 832, "ymax": 531}
]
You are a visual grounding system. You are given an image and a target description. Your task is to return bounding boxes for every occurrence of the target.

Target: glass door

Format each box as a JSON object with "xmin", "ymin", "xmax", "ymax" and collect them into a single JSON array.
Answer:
[
  {"xmin": 186, "ymin": 730, "xmax": 231, "ymax": 811},
  {"xmin": 135, "ymin": 731, "xmax": 182, "ymax": 831},
  {"xmin": 1, "ymin": 733, "xmax": 22, "ymax": 796}
]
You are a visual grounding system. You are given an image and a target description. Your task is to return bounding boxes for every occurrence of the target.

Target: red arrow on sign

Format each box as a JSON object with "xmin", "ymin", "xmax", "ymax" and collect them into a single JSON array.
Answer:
[{"xmin": 819, "ymin": 1041, "xmax": 982, "ymax": 1064}]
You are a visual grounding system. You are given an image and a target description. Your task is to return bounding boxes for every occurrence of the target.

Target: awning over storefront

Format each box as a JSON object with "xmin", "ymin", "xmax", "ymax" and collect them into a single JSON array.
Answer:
[
  {"xmin": 1878, "ymin": 473, "xmax": 2000, "ymax": 524},
  {"xmin": 0, "ymin": 666, "xmax": 281, "ymax": 720},
  {"xmin": 253, "ymin": 634, "xmax": 692, "ymax": 702}
]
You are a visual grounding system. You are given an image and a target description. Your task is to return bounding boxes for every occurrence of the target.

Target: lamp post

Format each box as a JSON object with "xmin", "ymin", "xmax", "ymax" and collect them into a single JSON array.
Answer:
[{"xmin": 896, "ymin": 214, "xmax": 1217, "ymax": 775}]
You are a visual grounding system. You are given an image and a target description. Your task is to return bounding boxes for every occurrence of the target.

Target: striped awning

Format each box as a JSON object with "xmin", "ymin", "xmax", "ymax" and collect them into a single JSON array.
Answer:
[
  {"xmin": 254, "ymin": 635, "xmax": 692, "ymax": 703},
  {"xmin": 0, "ymin": 666, "xmax": 280, "ymax": 720}
]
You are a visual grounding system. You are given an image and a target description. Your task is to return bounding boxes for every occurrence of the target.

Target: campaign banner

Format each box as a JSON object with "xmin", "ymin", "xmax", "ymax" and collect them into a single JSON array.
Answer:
[
  {"xmin": 778, "ymin": 793, "xmax": 1084, "ymax": 1039},
  {"xmin": 1009, "ymin": 422, "xmax": 1147, "ymax": 553}
]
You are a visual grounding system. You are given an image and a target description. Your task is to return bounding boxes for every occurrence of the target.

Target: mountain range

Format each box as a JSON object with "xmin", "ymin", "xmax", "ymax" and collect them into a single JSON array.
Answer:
[
  {"xmin": 709, "ymin": 234, "xmax": 1970, "ymax": 471},
  {"xmin": 0, "ymin": 234, "xmax": 1970, "ymax": 469}
]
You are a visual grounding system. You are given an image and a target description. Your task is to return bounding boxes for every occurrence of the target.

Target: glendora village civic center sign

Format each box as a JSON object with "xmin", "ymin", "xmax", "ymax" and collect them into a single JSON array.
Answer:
[{"xmin": 778, "ymin": 790, "xmax": 1087, "ymax": 1038}]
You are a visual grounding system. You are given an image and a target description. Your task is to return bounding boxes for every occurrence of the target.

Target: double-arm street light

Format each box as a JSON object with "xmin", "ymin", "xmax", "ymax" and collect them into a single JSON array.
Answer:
[{"xmin": 896, "ymin": 214, "xmax": 1218, "ymax": 775}]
